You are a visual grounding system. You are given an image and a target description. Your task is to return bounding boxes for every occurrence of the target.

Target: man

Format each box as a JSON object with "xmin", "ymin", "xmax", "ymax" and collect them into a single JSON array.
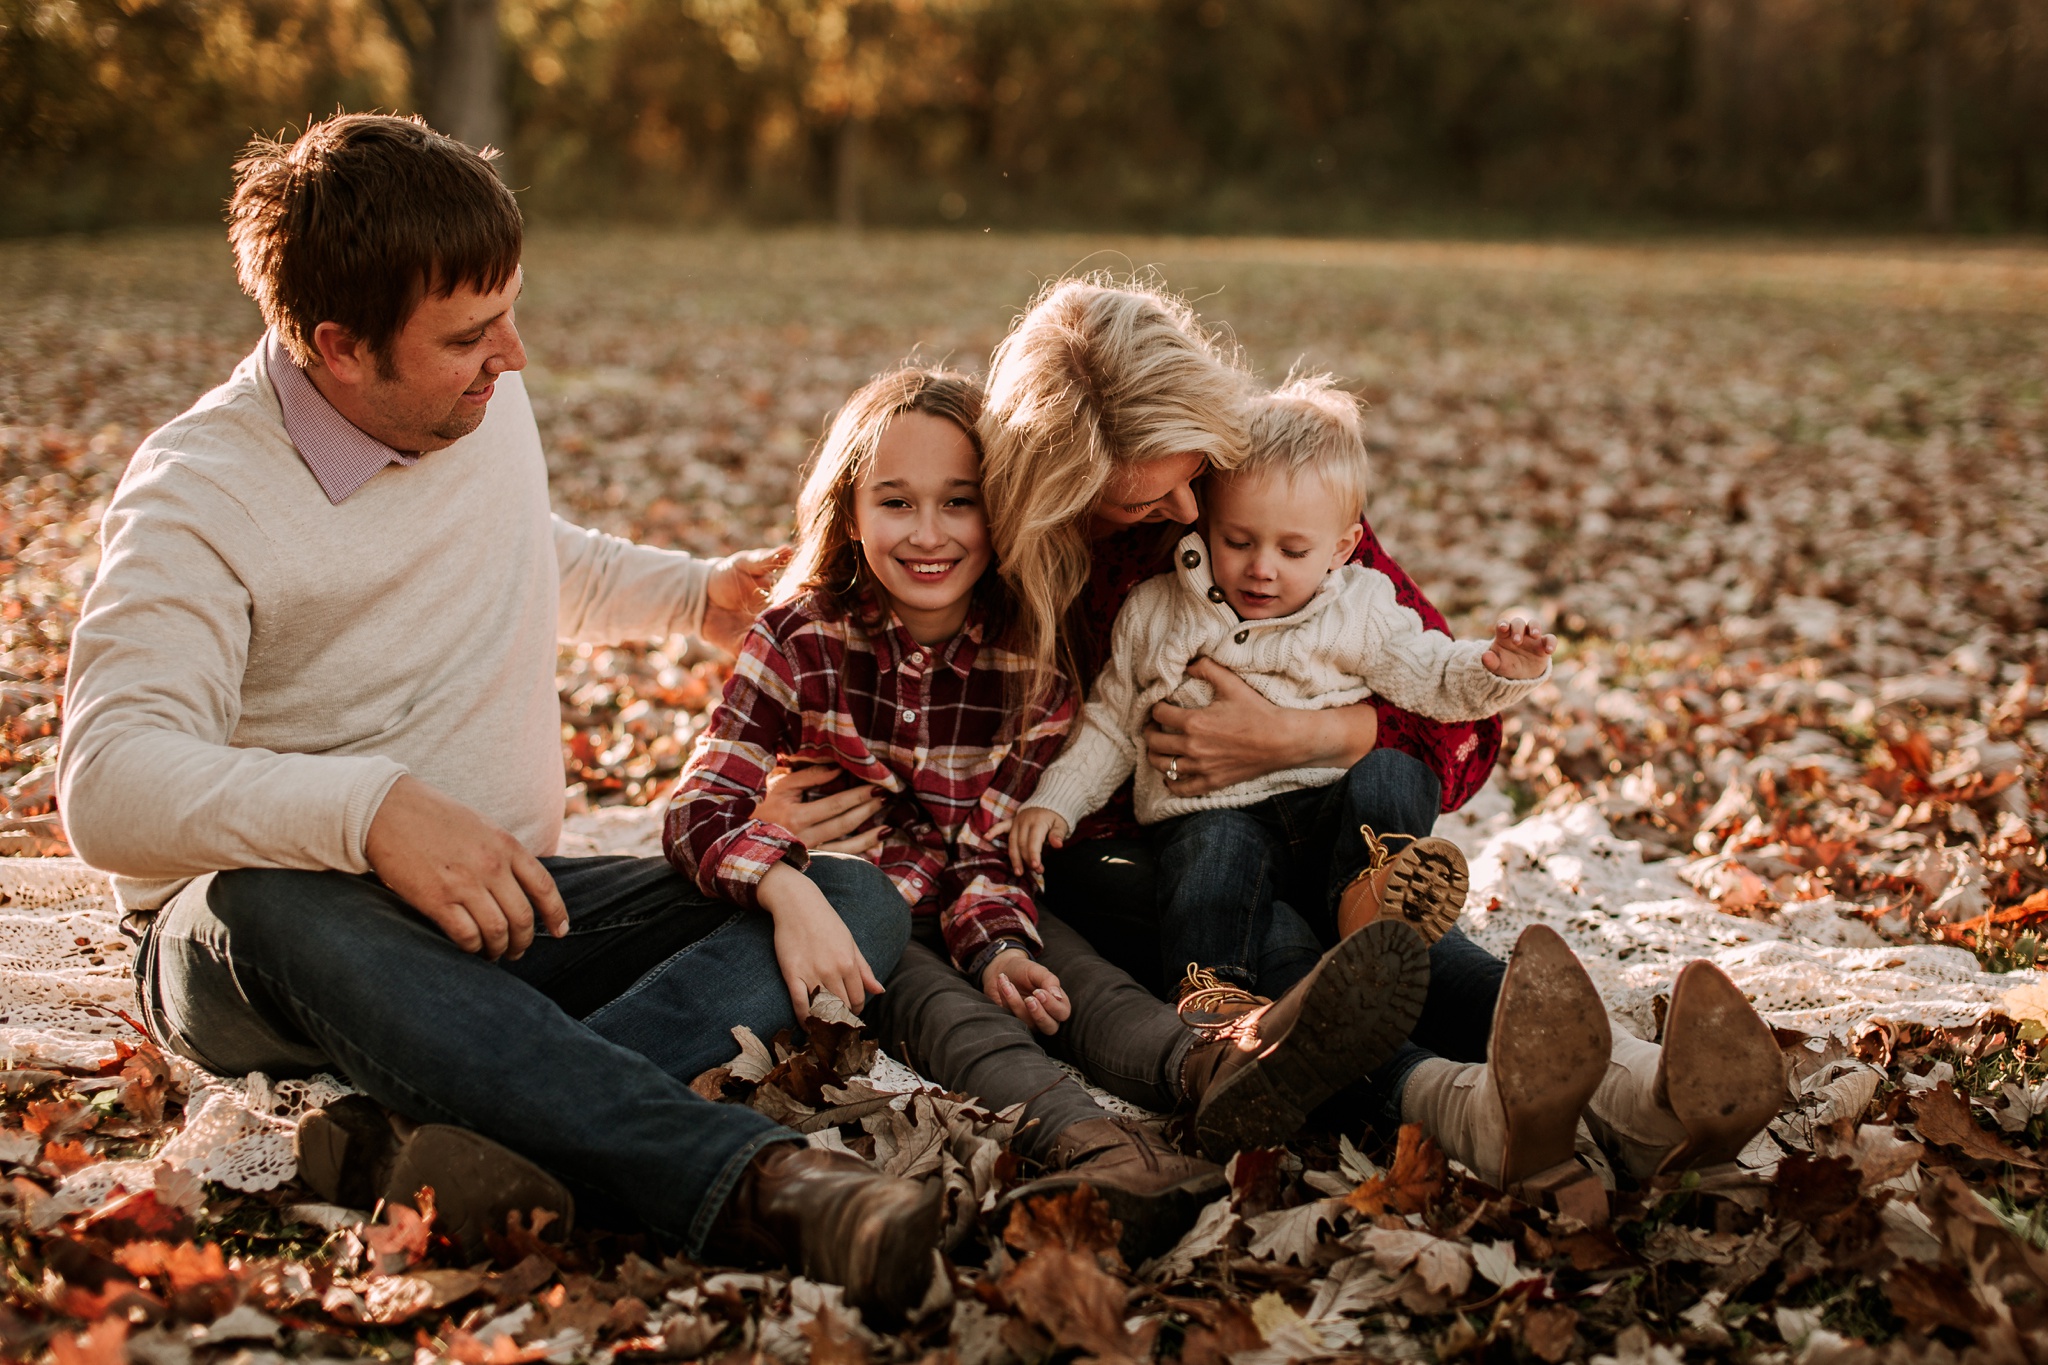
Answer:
[{"xmin": 56, "ymin": 113, "xmax": 936, "ymax": 1316}]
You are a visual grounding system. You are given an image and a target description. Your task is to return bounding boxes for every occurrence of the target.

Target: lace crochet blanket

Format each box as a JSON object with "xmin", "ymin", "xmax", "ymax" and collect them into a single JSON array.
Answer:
[{"xmin": 1, "ymin": 796, "xmax": 2022, "ymax": 1211}]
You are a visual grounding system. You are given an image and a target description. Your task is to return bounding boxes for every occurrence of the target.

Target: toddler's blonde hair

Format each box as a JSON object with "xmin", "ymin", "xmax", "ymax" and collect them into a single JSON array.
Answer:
[
  {"xmin": 979, "ymin": 275, "xmax": 1253, "ymax": 693},
  {"xmin": 1228, "ymin": 372, "xmax": 1371, "ymax": 521}
]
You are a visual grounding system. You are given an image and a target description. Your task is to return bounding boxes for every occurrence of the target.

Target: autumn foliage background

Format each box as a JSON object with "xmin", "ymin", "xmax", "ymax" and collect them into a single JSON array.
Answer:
[{"xmin": 5, "ymin": 0, "xmax": 2048, "ymax": 236}]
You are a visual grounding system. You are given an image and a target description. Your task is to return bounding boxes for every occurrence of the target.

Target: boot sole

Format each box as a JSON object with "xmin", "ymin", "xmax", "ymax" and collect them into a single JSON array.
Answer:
[
  {"xmin": 384, "ymin": 1126, "xmax": 576, "ymax": 1258},
  {"xmin": 994, "ymin": 1164, "xmax": 1227, "ymax": 1268},
  {"xmin": 1491, "ymin": 925, "xmax": 1611, "ymax": 1191},
  {"xmin": 294, "ymin": 1097, "xmax": 402, "ymax": 1210},
  {"xmin": 1194, "ymin": 919, "xmax": 1430, "ymax": 1160},
  {"xmin": 1656, "ymin": 961, "xmax": 1785, "ymax": 1172},
  {"xmin": 1338, "ymin": 838, "xmax": 1470, "ymax": 944},
  {"xmin": 815, "ymin": 1174, "xmax": 943, "ymax": 1323}
]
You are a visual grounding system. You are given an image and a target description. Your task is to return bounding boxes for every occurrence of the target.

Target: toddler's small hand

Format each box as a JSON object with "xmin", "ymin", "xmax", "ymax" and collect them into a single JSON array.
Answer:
[
  {"xmin": 1482, "ymin": 617, "xmax": 1557, "ymax": 680},
  {"xmin": 1009, "ymin": 807, "xmax": 1070, "ymax": 876}
]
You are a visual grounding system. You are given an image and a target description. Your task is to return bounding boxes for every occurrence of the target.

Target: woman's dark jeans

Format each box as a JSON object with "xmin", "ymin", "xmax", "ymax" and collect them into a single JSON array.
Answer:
[{"xmin": 1043, "ymin": 749, "xmax": 1506, "ymax": 1131}]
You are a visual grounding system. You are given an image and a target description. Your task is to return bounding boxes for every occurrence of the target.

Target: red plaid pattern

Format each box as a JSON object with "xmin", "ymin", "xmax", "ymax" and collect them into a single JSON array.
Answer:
[
  {"xmin": 663, "ymin": 592, "xmax": 1075, "ymax": 972},
  {"xmin": 1069, "ymin": 515, "xmax": 1501, "ymax": 840}
]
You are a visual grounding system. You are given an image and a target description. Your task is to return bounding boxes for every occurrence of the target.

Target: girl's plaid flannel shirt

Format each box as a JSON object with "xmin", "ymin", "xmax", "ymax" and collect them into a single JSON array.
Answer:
[{"xmin": 663, "ymin": 591, "xmax": 1075, "ymax": 974}]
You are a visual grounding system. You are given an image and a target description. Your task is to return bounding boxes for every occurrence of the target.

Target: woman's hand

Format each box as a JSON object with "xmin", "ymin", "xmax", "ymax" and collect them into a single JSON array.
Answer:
[
  {"xmin": 757, "ymin": 862, "xmax": 885, "ymax": 1019},
  {"xmin": 700, "ymin": 545, "xmax": 793, "ymax": 656},
  {"xmin": 754, "ymin": 764, "xmax": 887, "ymax": 855},
  {"xmin": 1144, "ymin": 658, "xmax": 1379, "ymax": 797},
  {"xmin": 981, "ymin": 948, "xmax": 1070, "ymax": 1035}
]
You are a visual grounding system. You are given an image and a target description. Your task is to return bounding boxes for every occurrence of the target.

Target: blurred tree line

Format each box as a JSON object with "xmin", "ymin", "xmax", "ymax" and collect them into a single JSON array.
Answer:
[{"xmin": 4, "ymin": 0, "xmax": 2043, "ymax": 235}]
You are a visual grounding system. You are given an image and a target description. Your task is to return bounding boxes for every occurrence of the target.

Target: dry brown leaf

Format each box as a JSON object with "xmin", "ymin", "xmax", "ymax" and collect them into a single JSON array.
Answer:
[
  {"xmin": 997, "ymin": 1187, "xmax": 1148, "ymax": 1363},
  {"xmin": 363, "ymin": 1190, "xmax": 436, "ymax": 1273},
  {"xmin": 112, "ymin": 1239, "xmax": 231, "ymax": 1292},
  {"xmin": 1343, "ymin": 1122, "xmax": 1445, "ymax": 1217},
  {"xmin": 1520, "ymin": 1303, "xmax": 1580, "ymax": 1363},
  {"xmin": 47, "ymin": 1316, "xmax": 127, "ymax": 1365},
  {"xmin": 1912, "ymin": 1083, "xmax": 2044, "ymax": 1168}
]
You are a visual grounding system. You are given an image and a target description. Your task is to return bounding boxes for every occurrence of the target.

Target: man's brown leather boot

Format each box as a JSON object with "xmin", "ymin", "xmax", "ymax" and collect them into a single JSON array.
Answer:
[
  {"xmin": 996, "ymin": 1118, "xmax": 1225, "ymax": 1265},
  {"xmin": 1182, "ymin": 919, "xmax": 1430, "ymax": 1159},
  {"xmin": 1335, "ymin": 829, "xmax": 1469, "ymax": 943},
  {"xmin": 705, "ymin": 1143, "xmax": 941, "ymax": 1322}
]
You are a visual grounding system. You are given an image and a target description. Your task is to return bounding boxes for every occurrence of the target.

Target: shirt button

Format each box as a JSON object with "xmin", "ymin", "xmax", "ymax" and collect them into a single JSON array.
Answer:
[
  {"xmin": 1181, "ymin": 549, "xmax": 1201, "ymax": 568},
  {"xmin": 1234, "ymin": 629, "xmax": 1249, "ymax": 644},
  {"xmin": 902, "ymin": 709, "xmax": 917, "ymax": 723},
  {"xmin": 1207, "ymin": 586, "xmax": 1226, "ymax": 603},
  {"xmin": 911, "ymin": 650, "xmax": 924, "ymax": 663}
]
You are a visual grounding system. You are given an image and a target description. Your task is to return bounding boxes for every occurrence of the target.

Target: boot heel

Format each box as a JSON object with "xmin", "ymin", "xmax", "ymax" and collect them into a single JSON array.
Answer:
[
  {"xmin": 1490, "ymin": 925, "xmax": 1610, "ymax": 1189},
  {"xmin": 1514, "ymin": 1160, "xmax": 1609, "ymax": 1228},
  {"xmin": 1657, "ymin": 962, "xmax": 1785, "ymax": 1172}
]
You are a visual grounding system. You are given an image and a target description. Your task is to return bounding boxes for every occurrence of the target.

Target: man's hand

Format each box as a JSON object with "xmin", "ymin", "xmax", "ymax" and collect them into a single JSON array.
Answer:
[
  {"xmin": 364, "ymin": 775, "xmax": 568, "ymax": 960},
  {"xmin": 1481, "ymin": 617, "xmax": 1557, "ymax": 680},
  {"xmin": 757, "ymin": 862, "xmax": 885, "ymax": 1019},
  {"xmin": 1009, "ymin": 807, "xmax": 1069, "ymax": 875},
  {"xmin": 755, "ymin": 764, "xmax": 887, "ymax": 855},
  {"xmin": 980, "ymin": 947, "xmax": 1069, "ymax": 1034},
  {"xmin": 1145, "ymin": 658, "xmax": 1379, "ymax": 797},
  {"xmin": 700, "ymin": 545, "xmax": 792, "ymax": 655}
]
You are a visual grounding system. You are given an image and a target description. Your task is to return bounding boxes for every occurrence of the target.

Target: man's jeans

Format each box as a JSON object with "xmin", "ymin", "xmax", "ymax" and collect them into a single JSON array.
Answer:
[
  {"xmin": 136, "ymin": 852, "xmax": 909, "ymax": 1254},
  {"xmin": 1044, "ymin": 750, "xmax": 1507, "ymax": 1130},
  {"xmin": 864, "ymin": 912, "xmax": 1195, "ymax": 1163}
]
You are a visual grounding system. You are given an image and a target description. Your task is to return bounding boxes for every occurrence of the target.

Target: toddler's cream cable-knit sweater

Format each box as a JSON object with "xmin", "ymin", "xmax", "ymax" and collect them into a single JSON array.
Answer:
[
  {"xmin": 58, "ymin": 340, "xmax": 711, "ymax": 914},
  {"xmin": 1025, "ymin": 531, "xmax": 1545, "ymax": 828}
]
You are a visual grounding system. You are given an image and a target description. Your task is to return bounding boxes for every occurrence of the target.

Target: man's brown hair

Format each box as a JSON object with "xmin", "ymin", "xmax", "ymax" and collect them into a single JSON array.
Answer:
[{"xmin": 228, "ymin": 113, "xmax": 522, "ymax": 369}]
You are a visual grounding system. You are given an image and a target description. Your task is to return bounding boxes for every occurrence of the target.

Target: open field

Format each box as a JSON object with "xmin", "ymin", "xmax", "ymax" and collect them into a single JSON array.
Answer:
[{"xmin": 3, "ymin": 232, "xmax": 2048, "ymax": 1361}]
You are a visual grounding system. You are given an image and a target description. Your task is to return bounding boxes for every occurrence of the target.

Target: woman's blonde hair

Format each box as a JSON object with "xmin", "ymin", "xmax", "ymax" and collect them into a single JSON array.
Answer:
[
  {"xmin": 979, "ymin": 275, "xmax": 1252, "ymax": 693},
  {"xmin": 778, "ymin": 366, "xmax": 988, "ymax": 618}
]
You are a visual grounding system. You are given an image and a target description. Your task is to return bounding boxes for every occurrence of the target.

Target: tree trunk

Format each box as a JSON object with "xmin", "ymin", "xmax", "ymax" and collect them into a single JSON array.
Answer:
[
  {"xmin": 427, "ymin": 0, "xmax": 507, "ymax": 164},
  {"xmin": 835, "ymin": 117, "xmax": 867, "ymax": 231},
  {"xmin": 1922, "ymin": 0, "xmax": 1955, "ymax": 231}
]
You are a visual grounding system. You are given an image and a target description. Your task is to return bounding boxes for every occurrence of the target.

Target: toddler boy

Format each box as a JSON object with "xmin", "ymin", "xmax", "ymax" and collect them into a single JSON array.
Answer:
[{"xmin": 1011, "ymin": 375, "xmax": 1553, "ymax": 1017}]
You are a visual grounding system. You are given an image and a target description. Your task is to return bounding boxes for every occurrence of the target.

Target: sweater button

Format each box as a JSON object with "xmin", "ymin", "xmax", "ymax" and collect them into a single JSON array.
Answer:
[
  {"xmin": 1206, "ymin": 586, "xmax": 1226, "ymax": 603},
  {"xmin": 902, "ymin": 709, "xmax": 917, "ymax": 723},
  {"xmin": 1181, "ymin": 549, "xmax": 1201, "ymax": 568},
  {"xmin": 1234, "ymin": 629, "xmax": 1249, "ymax": 644}
]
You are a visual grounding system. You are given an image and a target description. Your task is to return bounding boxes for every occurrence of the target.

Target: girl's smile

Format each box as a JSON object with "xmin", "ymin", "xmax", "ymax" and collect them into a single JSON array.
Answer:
[{"xmin": 854, "ymin": 411, "xmax": 993, "ymax": 644}]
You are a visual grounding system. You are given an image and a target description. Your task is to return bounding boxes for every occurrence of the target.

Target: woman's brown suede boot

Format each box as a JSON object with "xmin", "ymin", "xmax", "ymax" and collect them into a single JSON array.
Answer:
[
  {"xmin": 705, "ymin": 1144, "xmax": 942, "ymax": 1323},
  {"xmin": 1398, "ymin": 925, "xmax": 1611, "ymax": 1219},
  {"xmin": 1583, "ymin": 960, "xmax": 1785, "ymax": 1179}
]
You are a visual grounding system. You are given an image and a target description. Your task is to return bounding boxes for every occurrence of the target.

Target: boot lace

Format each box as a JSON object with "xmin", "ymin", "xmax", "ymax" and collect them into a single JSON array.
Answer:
[
  {"xmin": 1358, "ymin": 827, "xmax": 1418, "ymax": 877},
  {"xmin": 1174, "ymin": 964, "xmax": 1267, "ymax": 1023}
]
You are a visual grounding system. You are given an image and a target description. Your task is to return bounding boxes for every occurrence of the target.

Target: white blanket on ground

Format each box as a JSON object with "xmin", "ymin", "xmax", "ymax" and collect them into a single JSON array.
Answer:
[{"xmin": 1, "ymin": 795, "xmax": 2026, "ymax": 1210}]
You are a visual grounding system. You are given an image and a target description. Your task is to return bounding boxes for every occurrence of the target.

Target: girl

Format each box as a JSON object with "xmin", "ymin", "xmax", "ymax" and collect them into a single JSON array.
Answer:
[{"xmin": 663, "ymin": 367, "xmax": 1077, "ymax": 1033}]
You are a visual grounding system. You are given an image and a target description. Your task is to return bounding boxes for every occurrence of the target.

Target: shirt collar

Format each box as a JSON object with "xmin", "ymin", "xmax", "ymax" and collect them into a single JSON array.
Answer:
[
  {"xmin": 264, "ymin": 330, "xmax": 419, "ymax": 504},
  {"xmin": 862, "ymin": 588, "xmax": 985, "ymax": 678}
]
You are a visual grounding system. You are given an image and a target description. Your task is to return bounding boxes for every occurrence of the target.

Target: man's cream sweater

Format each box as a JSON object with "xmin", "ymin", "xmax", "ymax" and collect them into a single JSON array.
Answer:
[
  {"xmin": 58, "ymin": 340, "xmax": 712, "ymax": 913},
  {"xmin": 1025, "ymin": 532, "xmax": 1545, "ymax": 828}
]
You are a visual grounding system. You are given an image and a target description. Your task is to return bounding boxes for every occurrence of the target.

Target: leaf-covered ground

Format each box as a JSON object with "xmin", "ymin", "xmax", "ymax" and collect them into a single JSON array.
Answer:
[{"xmin": 2, "ymin": 231, "xmax": 2047, "ymax": 1362}]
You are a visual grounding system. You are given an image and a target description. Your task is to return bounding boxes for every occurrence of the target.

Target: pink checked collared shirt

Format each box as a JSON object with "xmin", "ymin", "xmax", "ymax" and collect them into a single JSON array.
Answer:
[{"xmin": 265, "ymin": 331, "xmax": 419, "ymax": 503}]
